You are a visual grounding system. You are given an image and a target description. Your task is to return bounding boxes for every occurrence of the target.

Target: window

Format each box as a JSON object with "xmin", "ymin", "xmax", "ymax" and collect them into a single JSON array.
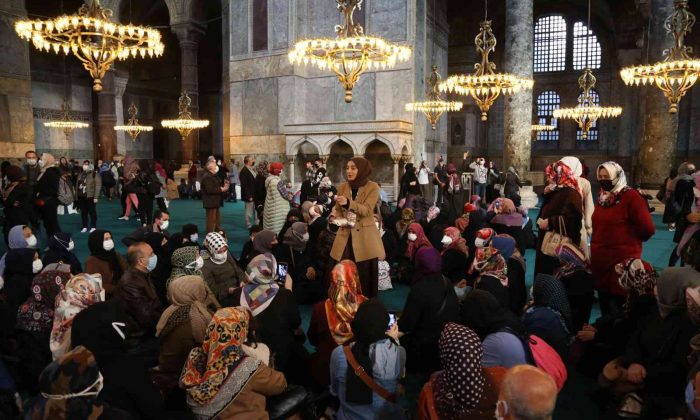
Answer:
[
  {"xmin": 452, "ymin": 123, "xmax": 463, "ymax": 145},
  {"xmin": 355, "ymin": 2, "xmax": 366, "ymax": 31},
  {"xmin": 534, "ymin": 16, "xmax": 567, "ymax": 73},
  {"xmin": 536, "ymin": 91, "xmax": 560, "ymax": 141},
  {"xmin": 576, "ymin": 89, "xmax": 600, "ymax": 141},
  {"xmin": 252, "ymin": 0, "xmax": 268, "ymax": 51},
  {"xmin": 573, "ymin": 22, "xmax": 601, "ymax": 70}
]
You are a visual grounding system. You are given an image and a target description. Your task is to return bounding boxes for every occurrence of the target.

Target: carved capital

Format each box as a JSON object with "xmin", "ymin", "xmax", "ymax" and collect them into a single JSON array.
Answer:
[
  {"xmin": 320, "ymin": 155, "xmax": 330, "ymax": 164},
  {"xmin": 391, "ymin": 155, "xmax": 402, "ymax": 164},
  {"xmin": 286, "ymin": 155, "xmax": 296, "ymax": 164},
  {"xmin": 171, "ymin": 22, "xmax": 206, "ymax": 46}
]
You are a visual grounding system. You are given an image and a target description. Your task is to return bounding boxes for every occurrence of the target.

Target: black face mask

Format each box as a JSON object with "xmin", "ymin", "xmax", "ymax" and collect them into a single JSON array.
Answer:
[
  {"xmin": 599, "ymin": 179, "xmax": 614, "ymax": 192},
  {"xmin": 328, "ymin": 224, "xmax": 339, "ymax": 233}
]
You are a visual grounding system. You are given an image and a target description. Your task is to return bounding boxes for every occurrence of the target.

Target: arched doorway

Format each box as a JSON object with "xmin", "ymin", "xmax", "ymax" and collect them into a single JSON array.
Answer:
[
  {"xmin": 295, "ymin": 140, "xmax": 320, "ymax": 183},
  {"xmin": 363, "ymin": 140, "xmax": 392, "ymax": 184},
  {"xmin": 327, "ymin": 140, "xmax": 354, "ymax": 183}
]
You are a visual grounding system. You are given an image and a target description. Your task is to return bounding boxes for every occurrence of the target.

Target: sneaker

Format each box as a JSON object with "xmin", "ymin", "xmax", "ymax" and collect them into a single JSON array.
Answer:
[
  {"xmin": 80, "ymin": 228, "xmax": 88, "ymax": 233},
  {"xmin": 89, "ymin": 228, "xmax": 96, "ymax": 233},
  {"xmin": 669, "ymin": 226, "xmax": 676, "ymax": 232},
  {"xmin": 118, "ymin": 216, "xmax": 129, "ymax": 220}
]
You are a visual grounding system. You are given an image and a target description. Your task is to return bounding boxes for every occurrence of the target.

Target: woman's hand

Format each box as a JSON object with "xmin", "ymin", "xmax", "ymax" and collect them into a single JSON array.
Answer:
[
  {"xmin": 576, "ymin": 325, "xmax": 597, "ymax": 342},
  {"xmin": 386, "ymin": 323, "xmax": 403, "ymax": 341},
  {"xmin": 625, "ymin": 363, "xmax": 647, "ymax": 384},
  {"xmin": 537, "ymin": 218, "xmax": 549, "ymax": 230},
  {"xmin": 335, "ymin": 195, "xmax": 348, "ymax": 206},
  {"xmin": 284, "ymin": 273, "xmax": 293, "ymax": 291},
  {"xmin": 306, "ymin": 267, "xmax": 316, "ymax": 281}
]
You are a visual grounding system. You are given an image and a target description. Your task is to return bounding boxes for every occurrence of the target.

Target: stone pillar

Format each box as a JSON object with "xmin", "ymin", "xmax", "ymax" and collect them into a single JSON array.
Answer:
[
  {"xmin": 172, "ymin": 23, "xmax": 205, "ymax": 162},
  {"xmin": 287, "ymin": 155, "xmax": 296, "ymax": 185},
  {"xmin": 638, "ymin": 0, "xmax": 679, "ymax": 187},
  {"xmin": 502, "ymin": 0, "xmax": 534, "ymax": 179},
  {"xmin": 0, "ymin": 0, "xmax": 35, "ymax": 158},
  {"xmin": 113, "ymin": 75, "xmax": 128, "ymax": 156},
  {"xmin": 392, "ymin": 155, "xmax": 401, "ymax": 202},
  {"xmin": 97, "ymin": 71, "xmax": 117, "ymax": 161}
]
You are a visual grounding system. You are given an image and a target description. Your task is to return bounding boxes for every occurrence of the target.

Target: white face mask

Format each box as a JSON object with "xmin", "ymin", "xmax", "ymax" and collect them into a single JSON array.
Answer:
[
  {"xmin": 441, "ymin": 236, "xmax": 453, "ymax": 245},
  {"xmin": 301, "ymin": 232, "xmax": 309, "ymax": 242},
  {"xmin": 190, "ymin": 234, "xmax": 199, "ymax": 243},
  {"xmin": 26, "ymin": 158, "xmax": 37, "ymax": 166},
  {"xmin": 67, "ymin": 240, "xmax": 75, "ymax": 251},
  {"xmin": 475, "ymin": 238, "xmax": 487, "ymax": 248},
  {"xmin": 160, "ymin": 220, "xmax": 169, "ymax": 230},
  {"xmin": 38, "ymin": 159, "xmax": 44, "ymax": 167},
  {"xmin": 188, "ymin": 256, "xmax": 204, "ymax": 270},
  {"xmin": 407, "ymin": 233, "xmax": 418, "ymax": 242},
  {"xmin": 32, "ymin": 259, "xmax": 43, "ymax": 274},
  {"xmin": 26, "ymin": 234, "xmax": 38, "ymax": 248},
  {"xmin": 103, "ymin": 239, "xmax": 114, "ymax": 251},
  {"xmin": 82, "ymin": 164, "xmax": 89, "ymax": 171},
  {"xmin": 212, "ymin": 251, "xmax": 228, "ymax": 264}
]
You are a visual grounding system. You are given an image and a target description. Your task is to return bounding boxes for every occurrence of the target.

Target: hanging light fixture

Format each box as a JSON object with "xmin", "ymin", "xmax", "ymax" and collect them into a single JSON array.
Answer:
[
  {"xmin": 14, "ymin": 0, "xmax": 164, "ymax": 92},
  {"xmin": 115, "ymin": 102, "xmax": 152, "ymax": 141},
  {"xmin": 288, "ymin": 0, "xmax": 411, "ymax": 103},
  {"xmin": 620, "ymin": 0, "xmax": 700, "ymax": 113},
  {"xmin": 438, "ymin": 0, "xmax": 533, "ymax": 121},
  {"xmin": 406, "ymin": 66, "xmax": 463, "ymax": 130},
  {"xmin": 553, "ymin": 0, "xmax": 621, "ymax": 140},
  {"xmin": 161, "ymin": 91, "xmax": 209, "ymax": 141},
  {"xmin": 531, "ymin": 124, "xmax": 555, "ymax": 132},
  {"xmin": 44, "ymin": 99, "xmax": 89, "ymax": 140}
]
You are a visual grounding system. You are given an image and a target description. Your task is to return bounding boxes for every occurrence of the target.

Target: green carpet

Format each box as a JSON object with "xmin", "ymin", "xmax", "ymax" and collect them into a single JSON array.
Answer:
[{"xmin": 1, "ymin": 199, "xmax": 677, "ymax": 418}]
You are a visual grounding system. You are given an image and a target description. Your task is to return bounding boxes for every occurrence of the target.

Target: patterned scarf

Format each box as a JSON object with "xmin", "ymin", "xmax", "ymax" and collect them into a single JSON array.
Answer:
[
  {"xmin": 442, "ymin": 227, "xmax": 468, "ymax": 257},
  {"xmin": 396, "ymin": 208, "xmax": 415, "ymax": 237},
  {"xmin": 156, "ymin": 275, "xmax": 214, "ymax": 343},
  {"xmin": 555, "ymin": 242, "xmax": 591, "ymax": 279},
  {"xmin": 406, "ymin": 222, "xmax": 432, "ymax": 260},
  {"xmin": 325, "ymin": 260, "xmax": 367, "ymax": 345},
  {"xmin": 597, "ymin": 161, "xmax": 631, "ymax": 207},
  {"xmin": 471, "ymin": 246, "xmax": 508, "ymax": 286},
  {"xmin": 544, "ymin": 161, "xmax": 580, "ymax": 196},
  {"xmin": 17, "ymin": 270, "xmax": 72, "ymax": 334},
  {"xmin": 434, "ymin": 323, "xmax": 486, "ymax": 419},
  {"xmin": 533, "ymin": 274, "xmax": 572, "ymax": 334},
  {"xmin": 168, "ymin": 246, "xmax": 202, "ymax": 286},
  {"xmin": 616, "ymin": 258, "xmax": 657, "ymax": 311},
  {"xmin": 241, "ymin": 253, "xmax": 280, "ymax": 316},
  {"xmin": 686, "ymin": 286, "xmax": 700, "ymax": 327}
]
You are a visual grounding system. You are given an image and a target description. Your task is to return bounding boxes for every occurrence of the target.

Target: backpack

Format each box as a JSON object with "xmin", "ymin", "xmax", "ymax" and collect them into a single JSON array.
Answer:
[
  {"xmin": 522, "ymin": 334, "xmax": 567, "ymax": 391},
  {"xmin": 146, "ymin": 175, "xmax": 162, "ymax": 195},
  {"xmin": 58, "ymin": 177, "xmax": 75, "ymax": 205}
]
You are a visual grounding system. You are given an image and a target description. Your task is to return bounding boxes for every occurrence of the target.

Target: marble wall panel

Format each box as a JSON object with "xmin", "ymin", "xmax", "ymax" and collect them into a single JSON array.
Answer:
[
  {"xmin": 229, "ymin": 81, "xmax": 244, "ymax": 136},
  {"xmin": 369, "ymin": 0, "xmax": 408, "ymax": 41},
  {"xmin": 0, "ymin": 13, "xmax": 30, "ymax": 80},
  {"xmin": 278, "ymin": 76, "xmax": 304, "ymax": 130},
  {"xmin": 270, "ymin": 0, "xmax": 289, "ymax": 49},
  {"xmin": 306, "ymin": 0, "xmax": 339, "ymax": 38},
  {"xmin": 242, "ymin": 78, "xmax": 278, "ymax": 135},
  {"xmin": 230, "ymin": 0, "xmax": 249, "ymax": 56},
  {"xmin": 334, "ymin": 73, "xmax": 375, "ymax": 122},
  {"xmin": 304, "ymin": 77, "xmax": 335, "ymax": 123},
  {"xmin": 375, "ymin": 70, "xmax": 413, "ymax": 121}
]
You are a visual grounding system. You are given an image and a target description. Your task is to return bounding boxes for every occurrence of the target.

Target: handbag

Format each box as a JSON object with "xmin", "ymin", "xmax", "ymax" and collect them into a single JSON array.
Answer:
[
  {"xmin": 540, "ymin": 216, "xmax": 572, "ymax": 257},
  {"xmin": 342, "ymin": 346, "xmax": 397, "ymax": 402},
  {"xmin": 267, "ymin": 385, "xmax": 308, "ymax": 420}
]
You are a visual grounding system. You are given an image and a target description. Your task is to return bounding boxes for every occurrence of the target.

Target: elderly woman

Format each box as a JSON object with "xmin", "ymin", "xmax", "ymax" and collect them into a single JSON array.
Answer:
[
  {"xmin": 201, "ymin": 232, "xmax": 247, "ymax": 307},
  {"xmin": 166, "ymin": 245, "xmax": 203, "ymax": 287},
  {"xmin": 487, "ymin": 197, "xmax": 525, "ymax": 254},
  {"xmin": 36, "ymin": 153, "xmax": 62, "ymax": 236},
  {"xmin": 470, "ymin": 237, "xmax": 510, "ymax": 310},
  {"xmin": 180, "ymin": 307, "xmax": 287, "ymax": 419},
  {"xmin": 42, "ymin": 232, "xmax": 82, "ymax": 274},
  {"xmin": 263, "ymin": 162, "xmax": 292, "ymax": 234},
  {"xmin": 591, "ymin": 161, "xmax": 655, "ymax": 316},
  {"xmin": 308, "ymin": 260, "xmax": 367, "ymax": 387},
  {"xmin": 85, "ymin": 229, "xmax": 126, "ymax": 299},
  {"xmin": 331, "ymin": 157, "xmax": 385, "ymax": 298},
  {"xmin": 277, "ymin": 221, "xmax": 322, "ymax": 304}
]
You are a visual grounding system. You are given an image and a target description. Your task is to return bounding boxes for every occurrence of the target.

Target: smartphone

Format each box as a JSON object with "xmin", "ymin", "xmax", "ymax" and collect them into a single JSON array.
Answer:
[
  {"xmin": 277, "ymin": 262, "xmax": 288, "ymax": 280},
  {"xmin": 388, "ymin": 313, "xmax": 396, "ymax": 328}
]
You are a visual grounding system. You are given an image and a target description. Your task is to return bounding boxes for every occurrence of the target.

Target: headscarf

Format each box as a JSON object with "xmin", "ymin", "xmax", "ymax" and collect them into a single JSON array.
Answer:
[
  {"xmin": 346, "ymin": 157, "xmax": 373, "ymax": 189},
  {"xmin": 319, "ymin": 176, "xmax": 332, "ymax": 189},
  {"xmin": 532, "ymin": 274, "xmax": 573, "ymax": 333},
  {"xmin": 446, "ymin": 163, "xmax": 461, "ymax": 191},
  {"xmin": 181, "ymin": 307, "xmax": 259, "ymax": 407},
  {"xmin": 560, "ymin": 156, "xmax": 583, "ymax": 177},
  {"xmin": 396, "ymin": 208, "xmax": 415, "ymax": 236},
  {"xmin": 475, "ymin": 227, "xmax": 495, "ymax": 247},
  {"xmin": 256, "ymin": 160, "xmax": 269, "ymax": 178},
  {"xmin": 656, "ymin": 267, "xmax": 691, "ymax": 318},
  {"xmin": 241, "ymin": 253, "xmax": 280, "ymax": 316},
  {"xmin": 50, "ymin": 274, "xmax": 104, "ymax": 359},
  {"xmin": 326, "ymin": 260, "xmax": 367, "ymax": 345},
  {"xmin": 460, "ymin": 289, "xmax": 526, "ymax": 340},
  {"xmin": 157, "ymin": 275, "xmax": 214, "ymax": 343},
  {"xmin": 414, "ymin": 247, "xmax": 443, "ymax": 277},
  {"xmin": 30, "ymin": 346, "xmax": 115, "ymax": 420},
  {"xmin": 555, "ymin": 242, "xmax": 591, "ymax": 279},
  {"xmin": 455, "ymin": 217, "xmax": 468, "ymax": 233},
  {"xmin": 406, "ymin": 222, "xmax": 432, "ymax": 259},
  {"xmin": 268, "ymin": 162, "xmax": 283, "ymax": 176},
  {"xmin": 168, "ymin": 246, "xmax": 202, "ymax": 286},
  {"xmin": 283, "ymin": 222, "xmax": 308, "ymax": 253},
  {"xmin": 426, "ymin": 206, "xmax": 441, "ymax": 222},
  {"xmin": 471, "ymin": 246, "xmax": 508, "ymax": 286},
  {"xmin": 491, "ymin": 234, "xmax": 517, "ymax": 261},
  {"xmin": 47, "ymin": 232, "xmax": 76, "ymax": 263},
  {"xmin": 87, "ymin": 229, "xmax": 124, "ymax": 283},
  {"xmin": 434, "ymin": 323, "xmax": 486, "ymax": 419},
  {"xmin": 442, "ymin": 227, "xmax": 468, "ymax": 256},
  {"xmin": 544, "ymin": 160, "xmax": 580, "ymax": 195},
  {"xmin": 489, "ymin": 198, "xmax": 524, "ymax": 227},
  {"xmin": 686, "ymin": 286, "xmax": 700, "ymax": 326},
  {"xmin": 463, "ymin": 202, "xmax": 478, "ymax": 214},
  {"xmin": 40, "ymin": 153, "xmax": 56, "ymax": 173},
  {"xmin": 597, "ymin": 161, "xmax": 630, "ymax": 207},
  {"xmin": 70, "ymin": 301, "xmax": 130, "ymax": 364},
  {"xmin": 615, "ymin": 258, "xmax": 657, "ymax": 296},
  {"xmin": 2, "ymin": 165, "xmax": 24, "ymax": 201},
  {"xmin": 488, "ymin": 197, "xmax": 516, "ymax": 214},
  {"xmin": 0, "ymin": 225, "xmax": 30, "ymax": 278},
  {"xmin": 17, "ymin": 270, "xmax": 72, "ymax": 334},
  {"xmin": 252, "ymin": 230, "xmax": 277, "ymax": 254},
  {"xmin": 347, "ymin": 299, "xmax": 391, "ymax": 404},
  {"xmin": 154, "ymin": 162, "xmax": 167, "ymax": 178}
]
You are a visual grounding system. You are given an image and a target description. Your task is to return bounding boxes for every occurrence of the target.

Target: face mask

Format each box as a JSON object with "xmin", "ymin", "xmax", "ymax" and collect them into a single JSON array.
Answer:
[
  {"xmin": 146, "ymin": 254, "xmax": 158, "ymax": 272},
  {"xmin": 475, "ymin": 238, "xmax": 487, "ymax": 248},
  {"xmin": 32, "ymin": 259, "xmax": 43, "ymax": 274},
  {"xmin": 454, "ymin": 285, "xmax": 469, "ymax": 301},
  {"xmin": 160, "ymin": 220, "xmax": 169, "ymax": 230},
  {"xmin": 599, "ymin": 179, "xmax": 614, "ymax": 192},
  {"xmin": 38, "ymin": 159, "xmax": 44, "ymax": 167},
  {"xmin": 67, "ymin": 240, "xmax": 75, "ymax": 251},
  {"xmin": 441, "ymin": 236, "xmax": 453, "ymax": 245},
  {"xmin": 212, "ymin": 251, "xmax": 228, "ymax": 264},
  {"xmin": 190, "ymin": 234, "xmax": 199, "ymax": 243},
  {"xmin": 301, "ymin": 232, "xmax": 310, "ymax": 242},
  {"xmin": 217, "ymin": 160, "xmax": 221, "ymax": 166},
  {"xmin": 26, "ymin": 234, "xmax": 38, "ymax": 248},
  {"xmin": 26, "ymin": 159, "xmax": 37, "ymax": 166},
  {"xmin": 82, "ymin": 164, "xmax": 89, "ymax": 171},
  {"xmin": 190, "ymin": 256, "xmax": 204, "ymax": 270},
  {"xmin": 407, "ymin": 233, "xmax": 418, "ymax": 242},
  {"xmin": 103, "ymin": 239, "xmax": 114, "ymax": 251}
]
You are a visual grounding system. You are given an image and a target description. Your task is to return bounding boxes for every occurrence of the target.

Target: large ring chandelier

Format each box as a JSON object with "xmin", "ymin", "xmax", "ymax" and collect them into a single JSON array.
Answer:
[
  {"xmin": 531, "ymin": 124, "xmax": 555, "ymax": 132},
  {"xmin": 14, "ymin": 0, "xmax": 164, "ymax": 92},
  {"xmin": 44, "ymin": 99, "xmax": 89, "ymax": 140},
  {"xmin": 115, "ymin": 102, "xmax": 152, "ymax": 141},
  {"xmin": 438, "ymin": 20, "xmax": 533, "ymax": 121},
  {"xmin": 620, "ymin": 0, "xmax": 700, "ymax": 113},
  {"xmin": 288, "ymin": 0, "xmax": 411, "ymax": 103},
  {"xmin": 406, "ymin": 66, "xmax": 463, "ymax": 130},
  {"xmin": 162, "ymin": 91, "xmax": 209, "ymax": 141}
]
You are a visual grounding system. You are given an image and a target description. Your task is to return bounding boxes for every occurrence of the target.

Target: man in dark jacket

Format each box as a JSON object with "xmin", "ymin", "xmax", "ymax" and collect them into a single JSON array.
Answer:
[
  {"xmin": 122, "ymin": 209, "xmax": 170, "ymax": 246},
  {"xmin": 202, "ymin": 160, "xmax": 229, "ymax": 233},
  {"xmin": 239, "ymin": 155, "xmax": 257, "ymax": 229}
]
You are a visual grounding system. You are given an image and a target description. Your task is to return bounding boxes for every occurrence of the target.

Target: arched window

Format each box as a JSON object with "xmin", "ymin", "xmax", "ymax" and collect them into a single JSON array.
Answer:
[
  {"xmin": 572, "ymin": 22, "xmax": 601, "ymax": 70},
  {"xmin": 576, "ymin": 89, "xmax": 600, "ymax": 141},
  {"xmin": 534, "ymin": 16, "xmax": 567, "ymax": 73},
  {"xmin": 536, "ymin": 91, "xmax": 560, "ymax": 141},
  {"xmin": 252, "ymin": 0, "xmax": 268, "ymax": 51}
]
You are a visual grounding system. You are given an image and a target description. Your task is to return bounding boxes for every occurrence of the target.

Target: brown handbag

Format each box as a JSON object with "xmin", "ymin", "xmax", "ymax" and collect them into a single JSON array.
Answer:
[
  {"xmin": 540, "ymin": 216, "xmax": 572, "ymax": 257},
  {"xmin": 342, "ymin": 345, "xmax": 397, "ymax": 403}
]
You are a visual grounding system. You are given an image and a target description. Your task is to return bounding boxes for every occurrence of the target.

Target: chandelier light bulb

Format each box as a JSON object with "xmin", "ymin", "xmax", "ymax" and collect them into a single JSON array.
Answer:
[{"xmin": 161, "ymin": 91, "xmax": 210, "ymax": 141}]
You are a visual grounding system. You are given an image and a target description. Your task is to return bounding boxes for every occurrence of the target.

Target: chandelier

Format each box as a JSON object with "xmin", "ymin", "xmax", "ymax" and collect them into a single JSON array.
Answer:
[
  {"xmin": 43, "ymin": 99, "xmax": 89, "ymax": 140},
  {"xmin": 531, "ymin": 124, "xmax": 555, "ymax": 132},
  {"xmin": 438, "ymin": 20, "xmax": 533, "ymax": 121},
  {"xmin": 161, "ymin": 91, "xmax": 209, "ymax": 141},
  {"xmin": 620, "ymin": 0, "xmax": 700, "ymax": 113},
  {"xmin": 288, "ymin": 0, "xmax": 411, "ymax": 103},
  {"xmin": 14, "ymin": 0, "xmax": 164, "ymax": 92},
  {"xmin": 115, "ymin": 102, "xmax": 152, "ymax": 141},
  {"xmin": 406, "ymin": 66, "xmax": 463, "ymax": 130}
]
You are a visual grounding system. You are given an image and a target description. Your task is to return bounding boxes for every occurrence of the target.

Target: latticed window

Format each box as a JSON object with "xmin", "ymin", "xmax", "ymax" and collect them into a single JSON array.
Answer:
[
  {"xmin": 576, "ymin": 89, "xmax": 600, "ymax": 141},
  {"xmin": 534, "ymin": 16, "xmax": 567, "ymax": 73},
  {"xmin": 573, "ymin": 22, "xmax": 601, "ymax": 70},
  {"xmin": 536, "ymin": 91, "xmax": 560, "ymax": 141}
]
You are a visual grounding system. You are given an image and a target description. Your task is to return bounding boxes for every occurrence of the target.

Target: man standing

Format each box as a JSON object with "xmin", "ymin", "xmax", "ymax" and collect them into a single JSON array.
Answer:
[
  {"xmin": 469, "ymin": 154, "xmax": 488, "ymax": 201},
  {"xmin": 201, "ymin": 160, "xmax": 229, "ymax": 233},
  {"xmin": 122, "ymin": 209, "xmax": 170, "ymax": 246},
  {"xmin": 239, "ymin": 155, "xmax": 257, "ymax": 229},
  {"xmin": 433, "ymin": 156, "xmax": 448, "ymax": 206},
  {"xmin": 497, "ymin": 365, "xmax": 558, "ymax": 420},
  {"xmin": 228, "ymin": 160, "xmax": 239, "ymax": 202}
]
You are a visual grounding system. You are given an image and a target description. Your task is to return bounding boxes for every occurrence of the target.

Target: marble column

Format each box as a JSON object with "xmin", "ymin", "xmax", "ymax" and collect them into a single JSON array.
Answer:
[
  {"xmin": 172, "ymin": 23, "xmax": 205, "ymax": 162},
  {"xmin": 97, "ymin": 71, "xmax": 117, "ymax": 161},
  {"xmin": 113, "ymin": 75, "xmax": 128, "ymax": 156},
  {"xmin": 502, "ymin": 0, "xmax": 534, "ymax": 180},
  {"xmin": 638, "ymin": 0, "xmax": 679, "ymax": 187},
  {"xmin": 0, "ymin": 0, "xmax": 35, "ymax": 158},
  {"xmin": 392, "ymin": 155, "xmax": 401, "ymax": 202},
  {"xmin": 287, "ymin": 155, "xmax": 296, "ymax": 185}
]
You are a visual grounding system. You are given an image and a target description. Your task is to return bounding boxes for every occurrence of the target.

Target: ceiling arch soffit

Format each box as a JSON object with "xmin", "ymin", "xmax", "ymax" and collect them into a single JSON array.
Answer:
[
  {"xmin": 357, "ymin": 134, "xmax": 398, "ymax": 156},
  {"xmin": 327, "ymin": 136, "xmax": 360, "ymax": 156},
  {"xmin": 288, "ymin": 136, "xmax": 323, "ymax": 156}
]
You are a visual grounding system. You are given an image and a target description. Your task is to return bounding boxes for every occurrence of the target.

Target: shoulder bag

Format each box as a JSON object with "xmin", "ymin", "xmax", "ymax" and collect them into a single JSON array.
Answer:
[
  {"xmin": 540, "ymin": 216, "xmax": 572, "ymax": 257},
  {"xmin": 342, "ymin": 346, "xmax": 397, "ymax": 403}
]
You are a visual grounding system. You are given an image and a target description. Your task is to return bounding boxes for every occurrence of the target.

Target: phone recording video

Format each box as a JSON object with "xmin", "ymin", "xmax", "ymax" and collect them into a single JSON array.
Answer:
[
  {"xmin": 277, "ymin": 262, "xmax": 288, "ymax": 283},
  {"xmin": 388, "ymin": 313, "xmax": 396, "ymax": 328}
]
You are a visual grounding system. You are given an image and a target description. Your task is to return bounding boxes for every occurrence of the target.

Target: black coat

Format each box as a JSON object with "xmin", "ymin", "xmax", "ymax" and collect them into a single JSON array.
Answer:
[
  {"xmin": 36, "ymin": 167, "xmax": 61, "ymax": 199},
  {"xmin": 254, "ymin": 174, "xmax": 267, "ymax": 208},
  {"xmin": 200, "ymin": 171, "xmax": 223, "ymax": 209},
  {"xmin": 3, "ymin": 182, "xmax": 31, "ymax": 231},
  {"xmin": 239, "ymin": 166, "xmax": 256, "ymax": 201}
]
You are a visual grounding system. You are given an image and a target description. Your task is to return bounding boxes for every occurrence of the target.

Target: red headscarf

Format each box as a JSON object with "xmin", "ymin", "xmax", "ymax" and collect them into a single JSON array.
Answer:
[
  {"xmin": 544, "ymin": 161, "xmax": 580, "ymax": 195},
  {"xmin": 442, "ymin": 227, "xmax": 468, "ymax": 257},
  {"xmin": 405, "ymin": 222, "xmax": 432, "ymax": 260},
  {"xmin": 268, "ymin": 162, "xmax": 283, "ymax": 176}
]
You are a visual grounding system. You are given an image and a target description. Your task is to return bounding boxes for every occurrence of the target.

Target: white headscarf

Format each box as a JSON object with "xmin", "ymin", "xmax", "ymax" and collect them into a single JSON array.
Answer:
[
  {"xmin": 560, "ymin": 156, "xmax": 582, "ymax": 178},
  {"xmin": 598, "ymin": 161, "xmax": 628, "ymax": 194}
]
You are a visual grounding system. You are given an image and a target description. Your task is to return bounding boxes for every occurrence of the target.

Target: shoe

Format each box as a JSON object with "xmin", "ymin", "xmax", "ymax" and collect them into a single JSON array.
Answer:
[
  {"xmin": 80, "ymin": 228, "xmax": 88, "ymax": 233},
  {"xmin": 118, "ymin": 216, "xmax": 129, "ymax": 220},
  {"xmin": 89, "ymin": 228, "xmax": 96, "ymax": 233}
]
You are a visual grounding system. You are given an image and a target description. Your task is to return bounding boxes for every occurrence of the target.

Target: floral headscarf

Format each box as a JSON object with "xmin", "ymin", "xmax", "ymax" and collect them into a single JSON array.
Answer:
[
  {"xmin": 241, "ymin": 253, "xmax": 280, "ymax": 316},
  {"xmin": 406, "ymin": 222, "xmax": 432, "ymax": 260},
  {"xmin": 615, "ymin": 257, "xmax": 657, "ymax": 311},
  {"xmin": 442, "ymin": 227, "xmax": 468, "ymax": 257},
  {"xmin": 475, "ymin": 227, "xmax": 495, "ymax": 248},
  {"xmin": 181, "ymin": 307, "xmax": 261, "ymax": 408},
  {"xmin": 471, "ymin": 246, "xmax": 508, "ymax": 286},
  {"xmin": 17, "ymin": 270, "xmax": 72, "ymax": 334},
  {"xmin": 325, "ymin": 260, "xmax": 367, "ymax": 345},
  {"xmin": 50, "ymin": 274, "xmax": 104, "ymax": 360},
  {"xmin": 555, "ymin": 242, "xmax": 591, "ymax": 279},
  {"xmin": 434, "ymin": 323, "xmax": 486, "ymax": 419},
  {"xmin": 256, "ymin": 160, "xmax": 269, "ymax": 178},
  {"xmin": 157, "ymin": 275, "xmax": 215, "ymax": 343},
  {"xmin": 597, "ymin": 161, "xmax": 630, "ymax": 207},
  {"xmin": 455, "ymin": 217, "xmax": 468, "ymax": 233},
  {"xmin": 544, "ymin": 160, "xmax": 580, "ymax": 196},
  {"xmin": 168, "ymin": 246, "xmax": 202, "ymax": 286}
]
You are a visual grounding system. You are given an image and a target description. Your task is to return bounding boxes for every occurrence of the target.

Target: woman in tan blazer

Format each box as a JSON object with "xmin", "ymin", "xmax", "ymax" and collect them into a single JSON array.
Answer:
[{"xmin": 331, "ymin": 157, "xmax": 385, "ymax": 297}]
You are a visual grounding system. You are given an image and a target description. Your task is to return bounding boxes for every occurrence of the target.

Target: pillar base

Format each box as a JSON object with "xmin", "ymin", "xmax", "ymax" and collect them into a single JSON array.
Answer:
[{"xmin": 519, "ymin": 185, "xmax": 539, "ymax": 209}]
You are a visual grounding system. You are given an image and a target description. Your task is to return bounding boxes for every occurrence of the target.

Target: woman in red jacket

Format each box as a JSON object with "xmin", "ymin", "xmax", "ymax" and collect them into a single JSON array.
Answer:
[{"xmin": 591, "ymin": 161, "xmax": 655, "ymax": 316}]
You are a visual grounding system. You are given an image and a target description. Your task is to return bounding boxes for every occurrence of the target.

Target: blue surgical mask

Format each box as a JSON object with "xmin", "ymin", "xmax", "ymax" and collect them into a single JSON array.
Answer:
[
  {"xmin": 454, "ymin": 285, "xmax": 471, "ymax": 301},
  {"xmin": 146, "ymin": 254, "xmax": 158, "ymax": 272}
]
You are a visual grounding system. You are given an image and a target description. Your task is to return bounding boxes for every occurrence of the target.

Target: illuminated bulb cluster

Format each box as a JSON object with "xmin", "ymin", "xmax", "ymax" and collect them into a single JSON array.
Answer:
[
  {"xmin": 406, "ymin": 66, "xmax": 463, "ymax": 129},
  {"xmin": 43, "ymin": 100, "xmax": 89, "ymax": 140},
  {"xmin": 115, "ymin": 102, "xmax": 153, "ymax": 141},
  {"xmin": 161, "ymin": 91, "xmax": 210, "ymax": 141},
  {"xmin": 531, "ymin": 124, "xmax": 556, "ymax": 132}
]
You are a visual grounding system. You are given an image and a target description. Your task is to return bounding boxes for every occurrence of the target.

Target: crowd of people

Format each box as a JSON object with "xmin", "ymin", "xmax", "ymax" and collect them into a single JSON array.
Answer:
[{"xmin": 0, "ymin": 149, "xmax": 699, "ymax": 420}]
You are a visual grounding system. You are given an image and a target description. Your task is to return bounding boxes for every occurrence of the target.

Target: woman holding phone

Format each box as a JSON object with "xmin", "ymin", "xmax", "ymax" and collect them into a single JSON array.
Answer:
[{"xmin": 331, "ymin": 157, "xmax": 385, "ymax": 298}]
